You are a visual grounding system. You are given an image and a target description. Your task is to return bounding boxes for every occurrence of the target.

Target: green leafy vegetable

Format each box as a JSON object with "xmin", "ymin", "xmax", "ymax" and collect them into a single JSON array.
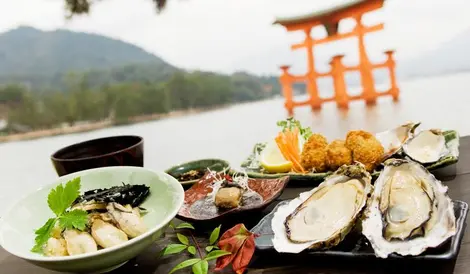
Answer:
[
  {"xmin": 162, "ymin": 244, "xmax": 188, "ymax": 255},
  {"xmin": 58, "ymin": 209, "xmax": 88, "ymax": 230},
  {"xmin": 47, "ymin": 177, "xmax": 81, "ymax": 216},
  {"xmin": 188, "ymin": 246, "xmax": 197, "ymax": 255},
  {"xmin": 31, "ymin": 218, "xmax": 57, "ymax": 253},
  {"xmin": 192, "ymin": 260, "xmax": 209, "ymax": 274},
  {"xmin": 32, "ymin": 177, "xmax": 88, "ymax": 254},
  {"xmin": 177, "ymin": 233, "xmax": 189, "ymax": 245},
  {"xmin": 169, "ymin": 259, "xmax": 201, "ymax": 274},
  {"xmin": 277, "ymin": 117, "xmax": 312, "ymax": 140},
  {"xmin": 209, "ymin": 225, "xmax": 220, "ymax": 245}
]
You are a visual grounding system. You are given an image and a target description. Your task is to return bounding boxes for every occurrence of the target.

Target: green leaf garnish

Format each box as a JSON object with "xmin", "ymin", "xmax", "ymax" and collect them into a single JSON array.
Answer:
[
  {"xmin": 31, "ymin": 218, "xmax": 57, "ymax": 253},
  {"xmin": 32, "ymin": 177, "xmax": 86, "ymax": 253},
  {"xmin": 47, "ymin": 177, "xmax": 81, "ymax": 216},
  {"xmin": 209, "ymin": 225, "xmax": 221, "ymax": 245},
  {"xmin": 162, "ymin": 244, "xmax": 188, "ymax": 255},
  {"xmin": 176, "ymin": 233, "xmax": 189, "ymax": 245},
  {"xmin": 277, "ymin": 117, "xmax": 312, "ymax": 140},
  {"xmin": 205, "ymin": 245, "xmax": 214, "ymax": 252},
  {"xmin": 176, "ymin": 222, "xmax": 195, "ymax": 230},
  {"xmin": 58, "ymin": 209, "xmax": 89, "ymax": 231},
  {"xmin": 192, "ymin": 260, "xmax": 209, "ymax": 274},
  {"xmin": 169, "ymin": 258, "xmax": 201, "ymax": 274},
  {"xmin": 187, "ymin": 246, "xmax": 196, "ymax": 255},
  {"xmin": 204, "ymin": 250, "xmax": 231, "ymax": 261}
]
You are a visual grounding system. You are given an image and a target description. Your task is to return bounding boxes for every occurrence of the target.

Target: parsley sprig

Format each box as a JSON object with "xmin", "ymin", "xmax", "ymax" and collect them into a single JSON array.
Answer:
[
  {"xmin": 277, "ymin": 117, "xmax": 313, "ymax": 140},
  {"xmin": 31, "ymin": 177, "xmax": 88, "ymax": 253}
]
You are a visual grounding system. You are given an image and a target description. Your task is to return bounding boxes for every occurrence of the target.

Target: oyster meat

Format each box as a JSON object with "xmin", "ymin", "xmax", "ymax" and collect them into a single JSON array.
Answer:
[
  {"xmin": 403, "ymin": 129, "xmax": 448, "ymax": 164},
  {"xmin": 63, "ymin": 229, "xmax": 98, "ymax": 255},
  {"xmin": 362, "ymin": 159, "xmax": 456, "ymax": 258},
  {"xmin": 272, "ymin": 163, "xmax": 372, "ymax": 253},
  {"xmin": 107, "ymin": 202, "xmax": 148, "ymax": 238},
  {"xmin": 375, "ymin": 122, "xmax": 420, "ymax": 160}
]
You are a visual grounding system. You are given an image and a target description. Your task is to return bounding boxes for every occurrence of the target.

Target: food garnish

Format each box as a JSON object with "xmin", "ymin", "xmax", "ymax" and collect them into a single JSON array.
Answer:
[
  {"xmin": 277, "ymin": 117, "xmax": 312, "ymax": 141},
  {"xmin": 275, "ymin": 127, "xmax": 304, "ymax": 173},
  {"xmin": 32, "ymin": 177, "xmax": 88, "ymax": 253}
]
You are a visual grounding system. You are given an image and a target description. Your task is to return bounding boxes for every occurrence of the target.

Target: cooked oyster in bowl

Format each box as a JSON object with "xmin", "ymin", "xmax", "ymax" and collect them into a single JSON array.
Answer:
[
  {"xmin": 362, "ymin": 159, "xmax": 456, "ymax": 258},
  {"xmin": 271, "ymin": 163, "xmax": 372, "ymax": 253},
  {"xmin": 403, "ymin": 129, "xmax": 449, "ymax": 164}
]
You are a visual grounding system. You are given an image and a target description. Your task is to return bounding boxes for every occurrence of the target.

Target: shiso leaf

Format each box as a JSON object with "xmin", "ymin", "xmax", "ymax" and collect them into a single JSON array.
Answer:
[
  {"xmin": 47, "ymin": 177, "xmax": 81, "ymax": 216},
  {"xmin": 31, "ymin": 218, "xmax": 57, "ymax": 253},
  {"xmin": 58, "ymin": 209, "xmax": 88, "ymax": 231}
]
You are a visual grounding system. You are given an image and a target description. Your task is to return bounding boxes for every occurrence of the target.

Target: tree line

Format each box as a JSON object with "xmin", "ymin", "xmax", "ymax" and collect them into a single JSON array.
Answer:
[{"xmin": 0, "ymin": 71, "xmax": 278, "ymax": 133}]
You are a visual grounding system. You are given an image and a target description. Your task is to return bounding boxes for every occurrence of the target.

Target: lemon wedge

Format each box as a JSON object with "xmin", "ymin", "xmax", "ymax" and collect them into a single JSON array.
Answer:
[{"xmin": 260, "ymin": 140, "xmax": 293, "ymax": 173}]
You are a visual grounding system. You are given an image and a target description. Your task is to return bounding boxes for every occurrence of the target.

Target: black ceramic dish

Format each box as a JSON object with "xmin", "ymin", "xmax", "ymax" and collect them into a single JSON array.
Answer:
[{"xmin": 251, "ymin": 200, "xmax": 468, "ymax": 260}]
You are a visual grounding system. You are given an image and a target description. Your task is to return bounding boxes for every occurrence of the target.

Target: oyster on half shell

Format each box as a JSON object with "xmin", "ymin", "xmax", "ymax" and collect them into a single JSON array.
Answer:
[
  {"xmin": 271, "ymin": 163, "xmax": 372, "ymax": 253},
  {"xmin": 375, "ymin": 122, "xmax": 420, "ymax": 160},
  {"xmin": 362, "ymin": 159, "xmax": 456, "ymax": 258},
  {"xmin": 403, "ymin": 129, "xmax": 449, "ymax": 164}
]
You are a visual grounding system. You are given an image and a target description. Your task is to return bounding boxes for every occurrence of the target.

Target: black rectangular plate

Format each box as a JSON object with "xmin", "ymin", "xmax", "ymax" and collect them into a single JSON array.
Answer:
[{"xmin": 251, "ymin": 200, "xmax": 468, "ymax": 260}]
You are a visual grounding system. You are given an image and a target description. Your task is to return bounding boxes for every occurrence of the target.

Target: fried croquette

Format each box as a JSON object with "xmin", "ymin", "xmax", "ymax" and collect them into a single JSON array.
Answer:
[
  {"xmin": 326, "ymin": 140, "xmax": 353, "ymax": 170},
  {"xmin": 345, "ymin": 130, "xmax": 384, "ymax": 172},
  {"xmin": 300, "ymin": 134, "xmax": 328, "ymax": 172}
]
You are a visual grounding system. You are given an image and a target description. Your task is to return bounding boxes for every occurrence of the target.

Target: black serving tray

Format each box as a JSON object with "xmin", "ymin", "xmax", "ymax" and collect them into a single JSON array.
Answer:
[{"xmin": 251, "ymin": 200, "xmax": 468, "ymax": 260}]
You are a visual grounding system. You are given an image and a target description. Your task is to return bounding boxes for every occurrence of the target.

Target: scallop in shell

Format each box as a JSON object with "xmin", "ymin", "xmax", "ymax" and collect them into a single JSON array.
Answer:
[
  {"xmin": 271, "ymin": 163, "xmax": 372, "ymax": 253},
  {"xmin": 361, "ymin": 159, "xmax": 456, "ymax": 258}
]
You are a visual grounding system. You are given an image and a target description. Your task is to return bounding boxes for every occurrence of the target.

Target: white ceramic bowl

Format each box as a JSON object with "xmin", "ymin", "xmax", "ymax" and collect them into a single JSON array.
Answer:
[{"xmin": 0, "ymin": 166, "xmax": 184, "ymax": 273}]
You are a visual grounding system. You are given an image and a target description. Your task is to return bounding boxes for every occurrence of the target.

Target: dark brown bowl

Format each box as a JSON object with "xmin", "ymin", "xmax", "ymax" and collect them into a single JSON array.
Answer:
[{"xmin": 51, "ymin": 135, "xmax": 144, "ymax": 176}]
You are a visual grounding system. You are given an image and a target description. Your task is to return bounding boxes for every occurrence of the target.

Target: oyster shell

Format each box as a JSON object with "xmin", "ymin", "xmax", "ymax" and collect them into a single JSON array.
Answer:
[
  {"xmin": 375, "ymin": 122, "xmax": 420, "ymax": 160},
  {"xmin": 403, "ymin": 129, "xmax": 449, "ymax": 164},
  {"xmin": 272, "ymin": 163, "xmax": 372, "ymax": 253},
  {"xmin": 362, "ymin": 159, "xmax": 456, "ymax": 258}
]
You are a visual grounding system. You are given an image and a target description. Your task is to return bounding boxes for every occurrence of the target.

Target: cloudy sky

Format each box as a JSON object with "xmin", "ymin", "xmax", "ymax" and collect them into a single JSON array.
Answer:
[{"xmin": 1, "ymin": 0, "xmax": 469, "ymax": 75}]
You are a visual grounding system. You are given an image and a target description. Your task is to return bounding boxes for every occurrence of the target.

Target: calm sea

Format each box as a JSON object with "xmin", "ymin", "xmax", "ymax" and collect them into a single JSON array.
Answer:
[{"xmin": 1, "ymin": 72, "xmax": 469, "ymax": 216}]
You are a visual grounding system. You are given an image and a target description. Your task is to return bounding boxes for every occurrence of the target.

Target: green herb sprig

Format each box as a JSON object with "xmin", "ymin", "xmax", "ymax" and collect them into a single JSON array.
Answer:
[
  {"xmin": 162, "ymin": 222, "xmax": 230, "ymax": 274},
  {"xmin": 277, "ymin": 117, "xmax": 313, "ymax": 140},
  {"xmin": 31, "ymin": 177, "xmax": 88, "ymax": 253}
]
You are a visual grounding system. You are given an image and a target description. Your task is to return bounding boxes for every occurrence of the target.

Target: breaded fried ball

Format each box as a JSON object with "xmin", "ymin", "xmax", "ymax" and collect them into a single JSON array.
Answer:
[
  {"xmin": 300, "ymin": 134, "xmax": 328, "ymax": 172},
  {"xmin": 345, "ymin": 130, "xmax": 384, "ymax": 172},
  {"xmin": 326, "ymin": 140, "xmax": 353, "ymax": 171}
]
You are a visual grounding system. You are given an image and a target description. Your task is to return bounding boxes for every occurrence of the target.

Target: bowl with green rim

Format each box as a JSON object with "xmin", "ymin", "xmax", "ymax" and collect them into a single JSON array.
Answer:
[
  {"xmin": 165, "ymin": 158, "xmax": 230, "ymax": 186},
  {"xmin": 0, "ymin": 166, "xmax": 184, "ymax": 273}
]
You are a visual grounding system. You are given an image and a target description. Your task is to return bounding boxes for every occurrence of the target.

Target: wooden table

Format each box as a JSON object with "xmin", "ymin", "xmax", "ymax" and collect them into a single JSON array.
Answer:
[{"xmin": 2, "ymin": 137, "xmax": 470, "ymax": 274}]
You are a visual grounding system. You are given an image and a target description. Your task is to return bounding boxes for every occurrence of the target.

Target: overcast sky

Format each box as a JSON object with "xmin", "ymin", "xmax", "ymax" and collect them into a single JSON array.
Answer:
[{"xmin": 1, "ymin": 0, "xmax": 469, "ymax": 75}]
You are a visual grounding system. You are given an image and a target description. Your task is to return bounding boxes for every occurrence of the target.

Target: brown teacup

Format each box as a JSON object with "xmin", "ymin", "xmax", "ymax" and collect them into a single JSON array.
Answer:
[{"xmin": 51, "ymin": 135, "xmax": 144, "ymax": 176}]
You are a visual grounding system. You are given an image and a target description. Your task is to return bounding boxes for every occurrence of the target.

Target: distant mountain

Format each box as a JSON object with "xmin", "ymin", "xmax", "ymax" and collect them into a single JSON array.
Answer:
[
  {"xmin": 398, "ymin": 28, "xmax": 470, "ymax": 79},
  {"xmin": 0, "ymin": 26, "xmax": 172, "ymax": 76}
]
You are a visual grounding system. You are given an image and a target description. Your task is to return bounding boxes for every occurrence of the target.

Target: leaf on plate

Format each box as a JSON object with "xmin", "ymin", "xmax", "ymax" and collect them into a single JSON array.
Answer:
[
  {"xmin": 209, "ymin": 225, "xmax": 221, "ymax": 245},
  {"xmin": 31, "ymin": 218, "xmax": 57, "ymax": 253},
  {"xmin": 176, "ymin": 222, "xmax": 195, "ymax": 230},
  {"xmin": 215, "ymin": 224, "xmax": 257, "ymax": 274},
  {"xmin": 58, "ymin": 209, "xmax": 88, "ymax": 231},
  {"xmin": 162, "ymin": 244, "xmax": 188, "ymax": 256},
  {"xmin": 169, "ymin": 258, "xmax": 201, "ymax": 274},
  {"xmin": 192, "ymin": 259, "xmax": 209, "ymax": 274},
  {"xmin": 47, "ymin": 177, "xmax": 81, "ymax": 216},
  {"xmin": 177, "ymin": 233, "xmax": 189, "ymax": 245},
  {"xmin": 188, "ymin": 246, "xmax": 196, "ymax": 255}
]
